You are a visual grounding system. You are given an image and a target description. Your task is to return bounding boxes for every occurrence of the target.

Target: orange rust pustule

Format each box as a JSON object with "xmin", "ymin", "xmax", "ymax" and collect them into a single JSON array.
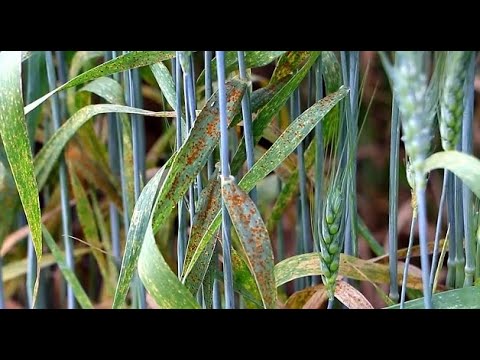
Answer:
[
  {"xmin": 185, "ymin": 137, "xmax": 206, "ymax": 165},
  {"xmin": 206, "ymin": 116, "xmax": 220, "ymax": 137}
]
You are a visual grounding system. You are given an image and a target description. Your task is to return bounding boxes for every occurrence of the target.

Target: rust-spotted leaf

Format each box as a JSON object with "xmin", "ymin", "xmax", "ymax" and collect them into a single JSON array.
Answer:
[
  {"xmin": 0, "ymin": 51, "xmax": 42, "ymax": 306},
  {"xmin": 222, "ymin": 177, "xmax": 276, "ymax": 309},
  {"xmin": 151, "ymin": 79, "xmax": 246, "ymax": 233},
  {"xmin": 25, "ymin": 51, "xmax": 176, "ymax": 115}
]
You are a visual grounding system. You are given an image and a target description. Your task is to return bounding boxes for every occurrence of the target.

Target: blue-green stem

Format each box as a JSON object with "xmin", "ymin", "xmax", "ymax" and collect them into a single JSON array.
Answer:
[
  {"xmin": 416, "ymin": 188, "xmax": 432, "ymax": 309},
  {"xmin": 313, "ymin": 59, "xmax": 324, "ymax": 286},
  {"xmin": 446, "ymin": 171, "xmax": 457, "ymax": 288},
  {"xmin": 205, "ymin": 51, "xmax": 215, "ymax": 177},
  {"xmin": 123, "ymin": 51, "xmax": 146, "ymax": 309},
  {"xmin": 387, "ymin": 98, "xmax": 400, "ymax": 303},
  {"xmin": 462, "ymin": 52, "xmax": 476, "ymax": 287},
  {"xmin": 46, "ymin": 51, "xmax": 75, "ymax": 309},
  {"xmin": 216, "ymin": 51, "xmax": 235, "ymax": 309},
  {"xmin": 237, "ymin": 51, "xmax": 256, "ymax": 203},
  {"xmin": 105, "ymin": 51, "xmax": 122, "ymax": 266},
  {"xmin": 205, "ymin": 53, "xmax": 220, "ymax": 307},
  {"xmin": 455, "ymin": 167, "xmax": 465, "ymax": 288},
  {"xmin": 400, "ymin": 211, "xmax": 417, "ymax": 308},
  {"xmin": 276, "ymin": 113, "xmax": 285, "ymax": 263},
  {"xmin": 175, "ymin": 54, "xmax": 187, "ymax": 278},
  {"xmin": 429, "ymin": 170, "xmax": 448, "ymax": 291}
]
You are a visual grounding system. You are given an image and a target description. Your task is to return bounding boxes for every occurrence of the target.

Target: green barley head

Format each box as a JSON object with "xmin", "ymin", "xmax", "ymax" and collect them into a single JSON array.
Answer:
[
  {"xmin": 439, "ymin": 51, "xmax": 472, "ymax": 151},
  {"xmin": 391, "ymin": 51, "xmax": 430, "ymax": 189}
]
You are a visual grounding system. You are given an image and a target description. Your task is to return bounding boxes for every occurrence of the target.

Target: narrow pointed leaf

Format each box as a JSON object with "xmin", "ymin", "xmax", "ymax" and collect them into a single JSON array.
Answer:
[
  {"xmin": 183, "ymin": 86, "xmax": 348, "ymax": 282},
  {"xmin": 151, "ymin": 79, "xmax": 247, "ymax": 233},
  {"xmin": 182, "ymin": 168, "xmax": 221, "ymax": 294},
  {"xmin": 2, "ymin": 248, "xmax": 90, "ymax": 282},
  {"xmin": 112, "ymin": 166, "xmax": 168, "ymax": 308},
  {"xmin": 423, "ymin": 150, "xmax": 480, "ymax": 198},
  {"xmin": 0, "ymin": 51, "xmax": 42, "ymax": 304},
  {"xmin": 150, "ymin": 62, "xmax": 176, "ymax": 110},
  {"xmin": 42, "ymin": 225, "xmax": 93, "ymax": 309},
  {"xmin": 274, "ymin": 253, "xmax": 424, "ymax": 290},
  {"xmin": 386, "ymin": 286, "xmax": 480, "ymax": 309},
  {"xmin": 197, "ymin": 51, "xmax": 286, "ymax": 85},
  {"xmin": 34, "ymin": 104, "xmax": 169, "ymax": 191},
  {"xmin": 25, "ymin": 51, "xmax": 176, "ymax": 115},
  {"xmin": 222, "ymin": 178, "xmax": 276, "ymax": 308}
]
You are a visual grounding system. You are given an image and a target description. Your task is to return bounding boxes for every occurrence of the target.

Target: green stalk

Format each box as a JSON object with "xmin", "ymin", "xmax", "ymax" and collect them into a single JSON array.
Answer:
[
  {"xmin": 105, "ymin": 51, "xmax": 121, "ymax": 266},
  {"xmin": 216, "ymin": 51, "xmax": 235, "ymax": 309},
  {"xmin": 175, "ymin": 54, "xmax": 187, "ymax": 278},
  {"xmin": 429, "ymin": 170, "xmax": 448, "ymax": 290},
  {"xmin": 46, "ymin": 51, "xmax": 75, "ymax": 309},
  {"xmin": 123, "ymin": 51, "xmax": 146, "ymax": 309},
  {"xmin": 400, "ymin": 210, "xmax": 417, "ymax": 308},
  {"xmin": 455, "ymin": 170, "xmax": 465, "ymax": 288},
  {"xmin": 387, "ymin": 97, "xmax": 400, "ymax": 303},
  {"xmin": 237, "ymin": 51, "xmax": 256, "ymax": 203},
  {"xmin": 205, "ymin": 51, "xmax": 215, "ymax": 177},
  {"xmin": 446, "ymin": 171, "xmax": 457, "ymax": 288},
  {"xmin": 462, "ymin": 53, "xmax": 476, "ymax": 287}
]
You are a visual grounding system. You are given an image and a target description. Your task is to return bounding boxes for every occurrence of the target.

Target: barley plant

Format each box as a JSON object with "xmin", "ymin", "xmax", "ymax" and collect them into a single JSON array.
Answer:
[{"xmin": 0, "ymin": 50, "xmax": 479, "ymax": 309}]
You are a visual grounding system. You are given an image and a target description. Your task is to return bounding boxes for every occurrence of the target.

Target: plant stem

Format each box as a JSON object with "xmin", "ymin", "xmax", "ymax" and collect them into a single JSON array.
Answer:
[
  {"xmin": 400, "ymin": 211, "xmax": 417, "ymax": 308},
  {"xmin": 429, "ymin": 170, "xmax": 447, "ymax": 291},
  {"xmin": 387, "ymin": 97, "xmax": 400, "ymax": 303},
  {"xmin": 105, "ymin": 51, "xmax": 122, "ymax": 267},
  {"xmin": 462, "ymin": 52, "xmax": 476, "ymax": 287},
  {"xmin": 455, "ymin": 173, "xmax": 465, "ymax": 288},
  {"xmin": 237, "ymin": 51, "xmax": 257, "ymax": 203},
  {"xmin": 175, "ymin": 54, "xmax": 187, "ymax": 278},
  {"xmin": 416, "ymin": 188, "xmax": 432, "ymax": 308},
  {"xmin": 446, "ymin": 170, "xmax": 457, "ymax": 288},
  {"xmin": 46, "ymin": 51, "xmax": 75, "ymax": 309},
  {"xmin": 123, "ymin": 51, "xmax": 146, "ymax": 309},
  {"xmin": 216, "ymin": 51, "xmax": 235, "ymax": 309},
  {"xmin": 205, "ymin": 51, "xmax": 215, "ymax": 177}
]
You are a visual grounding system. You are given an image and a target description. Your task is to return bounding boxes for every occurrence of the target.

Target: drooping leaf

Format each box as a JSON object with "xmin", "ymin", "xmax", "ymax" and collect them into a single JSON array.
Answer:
[
  {"xmin": 183, "ymin": 86, "xmax": 348, "ymax": 283},
  {"xmin": 197, "ymin": 51, "xmax": 286, "ymax": 85},
  {"xmin": 34, "ymin": 104, "xmax": 168, "ymax": 191},
  {"xmin": 386, "ymin": 286, "xmax": 480, "ymax": 309},
  {"xmin": 25, "ymin": 51, "xmax": 176, "ymax": 115},
  {"xmin": 151, "ymin": 79, "xmax": 247, "ymax": 233},
  {"xmin": 0, "ymin": 51, "xmax": 42, "ymax": 304},
  {"xmin": 230, "ymin": 51, "xmax": 321, "ymax": 174},
  {"xmin": 112, "ymin": 166, "xmax": 169, "ymax": 308},
  {"xmin": 2, "ymin": 247, "xmax": 90, "ymax": 282},
  {"xmin": 424, "ymin": 150, "xmax": 480, "ymax": 198},
  {"xmin": 182, "ymin": 168, "xmax": 221, "ymax": 295},
  {"xmin": 42, "ymin": 225, "xmax": 93, "ymax": 309},
  {"xmin": 150, "ymin": 62, "xmax": 176, "ymax": 110},
  {"xmin": 274, "ymin": 252, "xmax": 424, "ymax": 290},
  {"xmin": 222, "ymin": 178, "xmax": 276, "ymax": 309}
]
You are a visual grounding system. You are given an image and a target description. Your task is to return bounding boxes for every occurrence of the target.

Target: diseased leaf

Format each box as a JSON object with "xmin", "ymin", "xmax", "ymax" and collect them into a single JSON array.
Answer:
[
  {"xmin": 182, "ymin": 168, "xmax": 221, "ymax": 295},
  {"xmin": 222, "ymin": 177, "xmax": 276, "ymax": 309},
  {"xmin": 182, "ymin": 87, "xmax": 348, "ymax": 284},
  {"xmin": 151, "ymin": 79, "xmax": 247, "ymax": 233},
  {"xmin": 230, "ymin": 51, "xmax": 321, "ymax": 174},
  {"xmin": 34, "ymin": 104, "xmax": 169, "ymax": 191},
  {"xmin": 25, "ymin": 51, "xmax": 176, "ymax": 115},
  {"xmin": 274, "ymin": 252, "xmax": 424, "ymax": 290},
  {"xmin": 197, "ymin": 51, "xmax": 285, "ymax": 85},
  {"xmin": 112, "ymin": 166, "xmax": 168, "ymax": 308},
  {"xmin": 0, "ymin": 51, "xmax": 42, "ymax": 305},
  {"xmin": 334, "ymin": 280, "xmax": 374, "ymax": 309},
  {"xmin": 42, "ymin": 225, "xmax": 93, "ymax": 309}
]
